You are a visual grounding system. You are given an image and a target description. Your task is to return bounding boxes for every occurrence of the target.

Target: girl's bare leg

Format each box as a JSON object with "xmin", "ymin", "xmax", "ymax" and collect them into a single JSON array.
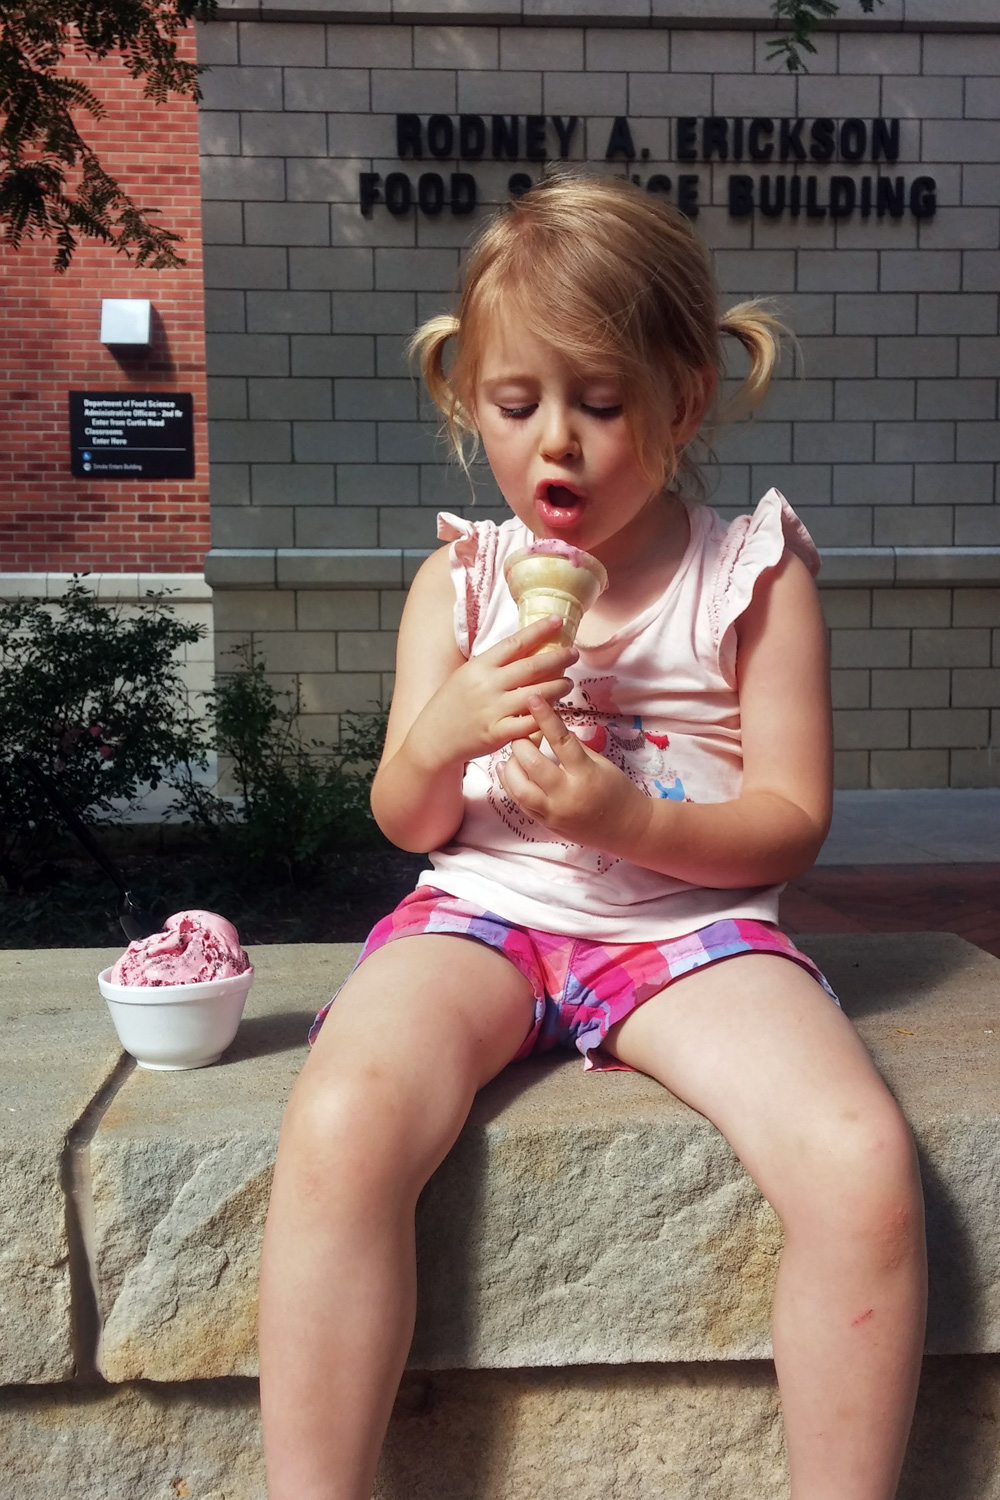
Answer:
[
  {"xmin": 258, "ymin": 935, "xmax": 535, "ymax": 1500},
  {"xmin": 603, "ymin": 954, "xmax": 926, "ymax": 1500}
]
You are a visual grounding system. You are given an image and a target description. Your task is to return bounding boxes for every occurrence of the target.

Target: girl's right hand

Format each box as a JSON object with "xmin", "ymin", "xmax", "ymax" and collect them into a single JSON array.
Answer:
[{"xmin": 410, "ymin": 614, "xmax": 577, "ymax": 771}]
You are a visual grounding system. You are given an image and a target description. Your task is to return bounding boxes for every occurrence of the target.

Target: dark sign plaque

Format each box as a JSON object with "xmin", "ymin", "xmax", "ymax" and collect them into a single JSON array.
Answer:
[{"xmin": 69, "ymin": 392, "xmax": 194, "ymax": 479}]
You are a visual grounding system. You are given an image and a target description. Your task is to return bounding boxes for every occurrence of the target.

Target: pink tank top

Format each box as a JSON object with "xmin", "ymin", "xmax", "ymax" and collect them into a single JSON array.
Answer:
[{"xmin": 422, "ymin": 488, "xmax": 821, "ymax": 942}]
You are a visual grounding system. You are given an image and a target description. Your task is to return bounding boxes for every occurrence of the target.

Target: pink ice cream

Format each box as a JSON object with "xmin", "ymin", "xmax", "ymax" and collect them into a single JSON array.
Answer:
[
  {"xmin": 110, "ymin": 910, "xmax": 250, "ymax": 987},
  {"xmin": 509, "ymin": 537, "xmax": 599, "ymax": 569}
]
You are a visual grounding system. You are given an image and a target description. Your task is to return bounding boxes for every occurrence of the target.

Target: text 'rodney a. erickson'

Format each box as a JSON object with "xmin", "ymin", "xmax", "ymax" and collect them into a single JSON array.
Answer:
[{"xmin": 358, "ymin": 114, "xmax": 936, "ymax": 222}]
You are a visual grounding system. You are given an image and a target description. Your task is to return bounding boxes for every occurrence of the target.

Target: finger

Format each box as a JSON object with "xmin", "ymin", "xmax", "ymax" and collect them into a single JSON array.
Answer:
[
  {"xmin": 497, "ymin": 747, "xmax": 545, "ymax": 813},
  {"xmin": 496, "ymin": 712, "xmax": 541, "ymax": 744},
  {"xmin": 489, "ymin": 614, "xmax": 571, "ymax": 666},
  {"xmin": 508, "ymin": 735, "xmax": 562, "ymax": 792},
  {"xmin": 500, "ymin": 679, "xmax": 573, "ymax": 730},
  {"xmin": 501, "ymin": 650, "xmax": 578, "ymax": 691},
  {"xmin": 526, "ymin": 695, "xmax": 587, "ymax": 764}
]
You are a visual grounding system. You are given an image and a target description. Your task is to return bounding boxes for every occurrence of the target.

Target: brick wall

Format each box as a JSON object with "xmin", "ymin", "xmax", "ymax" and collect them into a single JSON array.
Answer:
[
  {"xmin": 0, "ymin": 32, "xmax": 210, "ymax": 574},
  {"xmin": 197, "ymin": 6, "xmax": 1000, "ymax": 787}
]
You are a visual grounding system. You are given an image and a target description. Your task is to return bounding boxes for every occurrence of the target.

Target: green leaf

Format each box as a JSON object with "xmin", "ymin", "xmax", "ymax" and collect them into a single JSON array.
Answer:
[
  {"xmin": 768, "ymin": 0, "xmax": 883, "ymax": 74},
  {"xmin": 0, "ymin": 578, "xmax": 208, "ymax": 876},
  {"xmin": 0, "ymin": 1, "xmax": 218, "ymax": 269},
  {"xmin": 168, "ymin": 640, "xmax": 387, "ymax": 879}
]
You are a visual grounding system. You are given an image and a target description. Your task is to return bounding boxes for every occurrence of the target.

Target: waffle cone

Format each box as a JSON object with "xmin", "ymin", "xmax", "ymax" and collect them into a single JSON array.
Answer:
[
  {"xmin": 504, "ymin": 548, "xmax": 607, "ymax": 653},
  {"xmin": 515, "ymin": 589, "xmax": 585, "ymax": 650},
  {"xmin": 504, "ymin": 545, "xmax": 608, "ymax": 742}
]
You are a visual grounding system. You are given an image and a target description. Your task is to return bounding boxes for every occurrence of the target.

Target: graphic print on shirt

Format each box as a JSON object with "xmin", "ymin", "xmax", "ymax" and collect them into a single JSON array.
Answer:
[{"xmin": 488, "ymin": 674, "xmax": 687, "ymax": 873}]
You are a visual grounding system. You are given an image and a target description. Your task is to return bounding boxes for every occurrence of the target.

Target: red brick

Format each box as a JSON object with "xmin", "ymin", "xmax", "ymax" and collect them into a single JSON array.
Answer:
[
  {"xmin": 782, "ymin": 864, "xmax": 1000, "ymax": 961},
  {"xmin": 1, "ymin": 35, "xmax": 209, "ymax": 573}
]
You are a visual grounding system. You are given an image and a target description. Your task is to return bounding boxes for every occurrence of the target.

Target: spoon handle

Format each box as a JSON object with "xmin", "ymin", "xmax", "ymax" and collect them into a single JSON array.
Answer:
[{"xmin": 16, "ymin": 754, "xmax": 131, "ymax": 899}]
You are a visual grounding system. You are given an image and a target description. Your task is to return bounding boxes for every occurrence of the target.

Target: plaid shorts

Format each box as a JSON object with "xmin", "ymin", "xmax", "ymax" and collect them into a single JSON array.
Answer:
[{"xmin": 309, "ymin": 886, "xmax": 839, "ymax": 1070}]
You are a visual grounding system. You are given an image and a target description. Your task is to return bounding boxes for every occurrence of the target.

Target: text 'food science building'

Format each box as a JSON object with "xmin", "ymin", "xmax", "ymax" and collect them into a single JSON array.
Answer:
[{"xmin": 4, "ymin": 1, "xmax": 999, "ymax": 790}]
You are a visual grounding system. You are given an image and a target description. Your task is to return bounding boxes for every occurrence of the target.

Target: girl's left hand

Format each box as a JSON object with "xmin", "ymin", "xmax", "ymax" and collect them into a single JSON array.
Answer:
[{"xmin": 496, "ymin": 695, "xmax": 651, "ymax": 853}]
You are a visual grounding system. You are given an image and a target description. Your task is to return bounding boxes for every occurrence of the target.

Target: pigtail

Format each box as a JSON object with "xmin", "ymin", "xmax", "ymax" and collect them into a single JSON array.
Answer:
[
  {"xmin": 407, "ymin": 314, "xmax": 479, "ymax": 472},
  {"xmin": 407, "ymin": 314, "xmax": 458, "ymax": 417},
  {"xmin": 718, "ymin": 301, "xmax": 788, "ymax": 422}
]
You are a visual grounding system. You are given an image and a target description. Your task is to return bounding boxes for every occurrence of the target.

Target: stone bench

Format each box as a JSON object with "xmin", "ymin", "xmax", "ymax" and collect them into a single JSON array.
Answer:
[{"xmin": 1, "ymin": 933, "xmax": 998, "ymax": 1499}]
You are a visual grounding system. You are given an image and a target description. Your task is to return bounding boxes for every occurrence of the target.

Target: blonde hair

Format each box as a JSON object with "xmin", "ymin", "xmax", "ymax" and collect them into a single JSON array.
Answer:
[{"xmin": 409, "ymin": 174, "xmax": 785, "ymax": 497}]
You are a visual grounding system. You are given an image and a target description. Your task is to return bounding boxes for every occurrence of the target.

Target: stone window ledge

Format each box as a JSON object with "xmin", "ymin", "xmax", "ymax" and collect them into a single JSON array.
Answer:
[
  {"xmin": 203, "ymin": 546, "xmax": 1000, "ymax": 592},
  {"xmin": 0, "ymin": 572, "xmax": 213, "ymax": 603},
  {"xmin": 212, "ymin": 2, "xmax": 1000, "ymax": 32}
]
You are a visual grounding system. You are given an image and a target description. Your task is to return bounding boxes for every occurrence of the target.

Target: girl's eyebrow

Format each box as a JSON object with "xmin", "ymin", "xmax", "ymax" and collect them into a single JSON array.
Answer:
[
  {"xmin": 479, "ymin": 373, "xmax": 536, "ymax": 385},
  {"xmin": 479, "ymin": 371, "xmax": 621, "ymax": 388}
]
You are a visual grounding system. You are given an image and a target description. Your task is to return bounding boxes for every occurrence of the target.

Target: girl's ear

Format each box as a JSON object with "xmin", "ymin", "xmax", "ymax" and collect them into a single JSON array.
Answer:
[{"xmin": 671, "ymin": 367, "xmax": 716, "ymax": 446}]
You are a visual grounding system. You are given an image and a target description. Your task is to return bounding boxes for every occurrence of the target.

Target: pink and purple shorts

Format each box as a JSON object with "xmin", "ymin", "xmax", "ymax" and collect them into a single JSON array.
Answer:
[{"xmin": 309, "ymin": 886, "xmax": 838, "ymax": 1070}]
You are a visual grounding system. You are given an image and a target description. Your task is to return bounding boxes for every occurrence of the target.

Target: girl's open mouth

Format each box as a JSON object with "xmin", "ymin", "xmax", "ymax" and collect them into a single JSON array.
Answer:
[{"xmin": 535, "ymin": 481, "xmax": 585, "ymax": 529}]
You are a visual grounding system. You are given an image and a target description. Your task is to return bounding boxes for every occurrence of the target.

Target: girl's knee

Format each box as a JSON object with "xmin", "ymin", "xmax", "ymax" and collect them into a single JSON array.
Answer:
[
  {"xmin": 849, "ymin": 1104, "xmax": 924, "ymax": 1259},
  {"xmin": 280, "ymin": 1066, "xmax": 396, "ymax": 1182},
  {"xmin": 784, "ymin": 1095, "xmax": 923, "ymax": 1251},
  {"xmin": 278, "ymin": 1054, "xmax": 466, "ymax": 1201}
]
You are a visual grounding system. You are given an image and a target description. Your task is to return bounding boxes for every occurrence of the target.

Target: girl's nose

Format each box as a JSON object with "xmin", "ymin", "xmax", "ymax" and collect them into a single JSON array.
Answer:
[{"xmin": 539, "ymin": 406, "xmax": 580, "ymax": 462}]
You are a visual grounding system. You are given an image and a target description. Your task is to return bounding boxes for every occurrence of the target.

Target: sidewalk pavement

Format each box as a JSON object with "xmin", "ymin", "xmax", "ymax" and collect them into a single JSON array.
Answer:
[
  {"xmin": 818, "ymin": 789, "xmax": 1000, "ymax": 865},
  {"xmin": 782, "ymin": 789, "xmax": 1000, "ymax": 960}
]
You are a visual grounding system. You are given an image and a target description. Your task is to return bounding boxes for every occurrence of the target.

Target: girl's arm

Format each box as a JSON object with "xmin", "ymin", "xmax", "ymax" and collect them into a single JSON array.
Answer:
[
  {"xmin": 499, "ymin": 549, "xmax": 833, "ymax": 887},
  {"xmin": 371, "ymin": 545, "xmax": 577, "ymax": 853},
  {"xmin": 370, "ymin": 546, "xmax": 467, "ymax": 852}
]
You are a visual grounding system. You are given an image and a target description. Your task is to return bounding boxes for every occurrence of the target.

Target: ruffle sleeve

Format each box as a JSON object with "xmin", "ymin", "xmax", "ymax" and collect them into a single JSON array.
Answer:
[
  {"xmin": 437, "ymin": 511, "xmax": 501, "ymax": 657},
  {"xmin": 709, "ymin": 488, "xmax": 821, "ymax": 686}
]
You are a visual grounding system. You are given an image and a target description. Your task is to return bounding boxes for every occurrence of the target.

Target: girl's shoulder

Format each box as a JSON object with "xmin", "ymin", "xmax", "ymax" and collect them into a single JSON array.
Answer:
[
  {"xmin": 437, "ymin": 510, "xmax": 527, "ymax": 559},
  {"xmin": 705, "ymin": 488, "xmax": 820, "ymax": 614},
  {"xmin": 702, "ymin": 488, "xmax": 821, "ymax": 679},
  {"xmin": 436, "ymin": 510, "xmax": 528, "ymax": 656},
  {"xmin": 706, "ymin": 487, "xmax": 820, "ymax": 582}
]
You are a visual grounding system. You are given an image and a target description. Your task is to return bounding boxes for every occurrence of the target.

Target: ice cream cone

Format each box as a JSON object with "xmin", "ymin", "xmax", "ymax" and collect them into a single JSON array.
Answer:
[
  {"xmin": 504, "ymin": 541, "xmax": 608, "ymax": 744},
  {"xmin": 504, "ymin": 542, "xmax": 608, "ymax": 652}
]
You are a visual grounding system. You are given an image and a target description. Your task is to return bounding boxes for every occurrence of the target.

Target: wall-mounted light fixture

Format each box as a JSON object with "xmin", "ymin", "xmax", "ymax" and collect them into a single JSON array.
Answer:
[{"xmin": 100, "ymin": 299, "xmax": 152, "ymax": 347}]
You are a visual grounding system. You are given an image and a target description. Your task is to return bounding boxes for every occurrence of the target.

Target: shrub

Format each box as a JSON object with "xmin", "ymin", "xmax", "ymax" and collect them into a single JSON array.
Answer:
[
  {"xmin": 170, "ymin": 643, "xmax": 386, "ymax": 881},
  {"xmin": 0, "ymin": 579, "xmax": 206, "ymax": 882}
]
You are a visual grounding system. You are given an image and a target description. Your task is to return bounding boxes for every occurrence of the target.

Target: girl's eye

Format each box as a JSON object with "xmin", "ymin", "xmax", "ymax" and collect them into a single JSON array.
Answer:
[{"xmin": 495, "ymin": 401, "xmax": 622, "ymax": 420}]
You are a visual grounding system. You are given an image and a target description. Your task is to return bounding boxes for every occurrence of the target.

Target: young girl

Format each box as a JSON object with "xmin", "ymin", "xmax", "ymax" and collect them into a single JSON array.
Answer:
[{"xmin": 258, "ymin": 175, "xmax": 926, "ymax": 1500}]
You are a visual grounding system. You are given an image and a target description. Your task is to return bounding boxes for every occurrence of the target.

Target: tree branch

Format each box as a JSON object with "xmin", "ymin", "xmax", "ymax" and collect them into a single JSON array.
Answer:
[
  {"xmin": 0, "ymin": 1, "xmax": 217, "ymax": 270},
  {"xmin": 768, "ymin": 0, "xmax": 883, "ymax": 74}
]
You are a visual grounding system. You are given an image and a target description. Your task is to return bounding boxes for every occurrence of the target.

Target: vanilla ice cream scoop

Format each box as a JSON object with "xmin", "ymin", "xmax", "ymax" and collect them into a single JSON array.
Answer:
[{"xmin": 503, "ymin": 539, "xmax": 608, "ymax": 652}]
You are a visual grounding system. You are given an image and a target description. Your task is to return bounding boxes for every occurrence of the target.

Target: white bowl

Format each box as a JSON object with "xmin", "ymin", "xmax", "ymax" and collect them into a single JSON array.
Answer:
[{"xmin": 97, "ymin": 966, "xmax": 255, "ymax": 1070}]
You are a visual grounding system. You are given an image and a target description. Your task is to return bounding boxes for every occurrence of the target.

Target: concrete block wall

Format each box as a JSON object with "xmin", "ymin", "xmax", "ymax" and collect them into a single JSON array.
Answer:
[
  {"xmin": 213, "ymin": 584, "xmax": 399, "ymax": 746},
  {"xmin": 197, "ymin": 5, "xmax": 1000, "ymax": 786},
  {"xmin": 209, "ymin": 577, "xmax": 1000, "ymax": 786},
  {"xmin": 827, "ymin": 585, "xmax": 1000, "ymax": 788}
]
